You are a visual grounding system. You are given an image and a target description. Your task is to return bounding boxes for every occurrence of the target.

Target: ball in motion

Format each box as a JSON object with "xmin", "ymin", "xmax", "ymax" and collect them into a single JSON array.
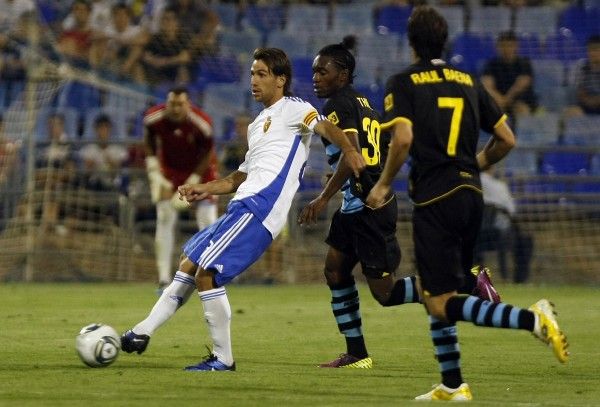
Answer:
[{"xmin": 75, "ymin": 323, "xmax": 120, "ymax": 367}]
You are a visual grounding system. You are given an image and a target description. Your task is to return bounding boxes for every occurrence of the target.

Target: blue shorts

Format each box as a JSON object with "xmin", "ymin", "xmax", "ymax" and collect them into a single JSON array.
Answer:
[{"xmin": 183, "ymin": 201, "xmax": 272, "ymax": 287}]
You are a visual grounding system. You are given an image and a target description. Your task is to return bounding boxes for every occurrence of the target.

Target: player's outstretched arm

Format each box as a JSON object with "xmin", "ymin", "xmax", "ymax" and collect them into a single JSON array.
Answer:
[
  {"xmin": 314, "ymin": 120, "xmax": 365, "ymax": 177},
  {"xmin": 178, "ymin": 170, "xmax": 247, "ymax": 202}
]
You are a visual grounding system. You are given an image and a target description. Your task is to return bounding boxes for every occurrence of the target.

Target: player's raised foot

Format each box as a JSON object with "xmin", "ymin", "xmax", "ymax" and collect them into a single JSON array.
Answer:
[
  {"xmin": 415, "ymin": 383, "xmax": 473, "ymax": 401},
  {"xmin": 529, "ymin": 299, "xmax": 569, "ymax": 363},
  {"xmin": 184, "ymin": 354, "xmax": 236, "ymax": 371},
  {"xmin": 470, "ymin": 265, "xmax": 501, "ymax": 303},
  {"xmin": 120, "ymin": 330, "xmax": 150, "ymax": 354},
  {"xmin": 318, "ymin": 353, "xmax": 372, "ymax": 368}
]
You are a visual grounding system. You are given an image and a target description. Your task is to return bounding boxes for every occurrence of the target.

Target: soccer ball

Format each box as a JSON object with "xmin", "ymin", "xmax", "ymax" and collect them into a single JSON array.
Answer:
[{"xmin": 75, "ymin": 323, "xmax": 120, "ymax": 367}]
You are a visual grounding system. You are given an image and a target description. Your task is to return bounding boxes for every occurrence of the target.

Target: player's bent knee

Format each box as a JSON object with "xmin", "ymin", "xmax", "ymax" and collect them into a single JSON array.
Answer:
[
  {"xmin": 323, "ymin": 266, "xmax": 351, "ymax": 286},
  {"xmin": 195, "ymin": 267, "xmax": 217, "ymax": 291}
]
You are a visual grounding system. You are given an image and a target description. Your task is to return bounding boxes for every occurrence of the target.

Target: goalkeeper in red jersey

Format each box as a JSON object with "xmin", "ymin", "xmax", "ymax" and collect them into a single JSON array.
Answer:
[{"xmin": 143, "ymin": 86, "xmax": 218, "ymax": 291}]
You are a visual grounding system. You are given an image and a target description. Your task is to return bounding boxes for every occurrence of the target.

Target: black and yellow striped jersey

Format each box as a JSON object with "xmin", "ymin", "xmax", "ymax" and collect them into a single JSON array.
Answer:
[{"xmin": 382, "ymin": 60, "xmax": 507, "ymax": 206}]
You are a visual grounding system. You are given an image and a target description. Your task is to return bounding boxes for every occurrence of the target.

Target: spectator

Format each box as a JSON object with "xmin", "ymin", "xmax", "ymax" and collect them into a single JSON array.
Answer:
[
  {"xmin": 36, "ymin": 112, "xmax": 77, "ymax": 233},
  {"xmin": 63, "ymin": 0, "xmax": 112, "ymax": 33},
  {"xmin": 481, "ymin": 31, "xmax": 537, "ymax": 118},
  {"xmin": 0, "ymin": 0, "xmax": 35, "ymax": 33},
  {"xmin": 474, "ymin": 169, "xmax": 534, "ymax": 283},
  {"xmin": 141, "ymin": 7, "xmax": 192, "ymax": 88},
  {"xmin": 168, "ymin": 0, "xmax": 220, "ymax": 57},
  {"xmin": 78, "ymin": 114, "xmax": 129, "ymax": 191},
  {"xmin": 57, "ymin": 0, "xmax": 94, "ymax": 67},
  {"xmin": 0, "ymin": 113, "xmax": 21, "ymax": 185},
  {"xmin": 570, "ymin": 35, "xmax": 600, "ymax": 116},
  {"xmin": 219, "ymin": 112, "xmax": 250, "ymax": 174},
  {"xmin": 96, "ymin": 2, "xmax": 148, "ymax": 83}
]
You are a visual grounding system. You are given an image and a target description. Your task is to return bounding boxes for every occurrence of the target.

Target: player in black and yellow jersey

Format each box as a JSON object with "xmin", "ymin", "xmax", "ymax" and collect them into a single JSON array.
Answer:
[
  {"xmin": 366, "ymin": 6, "xmax": 569, "ymax": 401},
  {"xmin": 297, "ymin": 36, "xmax": 418, "ymax": 369}
]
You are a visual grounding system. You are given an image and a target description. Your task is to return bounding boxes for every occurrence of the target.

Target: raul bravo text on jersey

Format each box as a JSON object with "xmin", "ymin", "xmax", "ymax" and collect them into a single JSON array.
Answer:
[{"xmin": 410, "ymin": 68, "xmax": 473, "ymax": 87}]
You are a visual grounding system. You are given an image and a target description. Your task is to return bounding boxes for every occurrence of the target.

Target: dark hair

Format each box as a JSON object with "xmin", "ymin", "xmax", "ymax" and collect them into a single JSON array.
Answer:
[
  {"xmin": 94, "ymin": 114, "xmax": 112, "ymax": 127},
  {"xmin": 407, "ymin": 6, "xmax": 448, "ymax": 61},
  {"xmin": 498, "ymin": 31, "xmax": 518, "ymax": 42},
  {"xmin": 317, "ymin": 35, "xmax": 357, "ymax": 84},
  {"xmin": 169, "ymin": 86, "xmax": 189, "ymax": 96},
  {"xmin": 253, "ymin": 47, "xmax": 293, "ymax": 96}
]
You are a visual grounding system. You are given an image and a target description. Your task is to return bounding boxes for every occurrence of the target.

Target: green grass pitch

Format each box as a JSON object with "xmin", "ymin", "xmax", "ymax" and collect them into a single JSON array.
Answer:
[{"xmin": 1, "ymin": 283, "xmax": 598, "ymax": 406}]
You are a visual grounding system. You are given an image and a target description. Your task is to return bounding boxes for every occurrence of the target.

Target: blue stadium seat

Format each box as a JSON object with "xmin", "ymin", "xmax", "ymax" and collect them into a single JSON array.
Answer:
[
  {"xmin": 243, "ymin": 4, "xmax": 285, "ymax": 39},
  {"xmin": 331, "ymin": 4, "xmax": 375, "ymax": 35},
  {"xmin": 558, "ymin": 5, "xmax": 600, "ymax": 46},
  {"xmin": 591, "ymin": 154, "xmax": 600, "ymax": 175},
  {"xmin": 82, "ymin": 108, "xmax": 128, "ymax": 141},
  {"xmin": 292, "ymin": 57, "xmax": 315, "ymax": 84},
  {"xmin": 469, "ymin": 6, "xmax": 512, "ymax": 37},
  {"xmin": 56, "ymin": 81, "xmax": 103, "ymax": 118},
  {"xmin": 218, "ymin": 30, "xmax": 262, "ymax": 59},
  {"xmin": 357, "ymin": 33, "xmax": 402, "ymax": 63},
  {"xmin": 532, "ymin": 59, "xmax": 569, "ymax": 111},
  {"xmin": 514, "ymin": 6, "xmax": 558, "ymax": 39},
  {"xmin": 214, "ymin": 3, "xmax": 239, "ymax": 30},
  {"xmin": 562, "ymin": 116, "xmax": 600, "ymax": 145},
  {"xmin": 195, "ymin": 54, "xmax": 242, "ymax": 89},
  {"xmin": 541, "ymin": 151, "xmax": 590, "ymax": 175},
  {"xmin": 201, "ymin": 83, "xmax": 252, "ymax": 140},
  {"xmin": 0, "ymin": 81, "xmax": 7, "ymax": 109},
  {"xmin": 518, "ymin": 33, "xmax": 543, "ymax": 60},
  {"xmin": 502, "ymin": 149, "xmax": 539, "ymax": 176},
  {"xmin": 515, "ymin": 113, "xmax": 560, "ymax": 146},
  {"xmin": 285, "ymin": 4, "xmax": 329, "ymax": 34},
  {"xmin": 435, "ymin": 6, "xmax": 465, "ymax": 40},
  {"xmin": 375, "ymin": 5, "xmax": 412, "ymax": 36},
  {"xmin": 266, "ymin": 31, "xmax": 310, "ymax": 58},
  {"xmin": 34, "ymin": 107, "xmax": 79, "ymax": 141},
  {"xmin": 449, "ymin": 32, "xmax": 495, "ymax": 74},
  {"xmin": 543, "ymin": 29, "xmax": 587, "ymax": 61}
]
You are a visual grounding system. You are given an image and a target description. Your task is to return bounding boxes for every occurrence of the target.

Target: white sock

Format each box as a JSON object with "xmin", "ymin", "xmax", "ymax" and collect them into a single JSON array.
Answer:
[
  {"xmin": 133, "ymin": 271, "xmax": 196, "ymax": 336},
  {"xmin": 155, "ymin": 200, "xmax": 177, "ymax": 284},
  {"xmin": 199, "ymin": 287, "xmax": 233, "ymax": 366}
]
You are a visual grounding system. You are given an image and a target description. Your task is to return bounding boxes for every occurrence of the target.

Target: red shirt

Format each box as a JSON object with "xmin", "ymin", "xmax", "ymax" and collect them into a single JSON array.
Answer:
[{"xmin": 144, "ymin": 104, "xmax": 215, "ymax": 188}]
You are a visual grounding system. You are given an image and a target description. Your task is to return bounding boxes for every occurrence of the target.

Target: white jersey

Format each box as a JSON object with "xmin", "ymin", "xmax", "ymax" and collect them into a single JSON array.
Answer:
[{"xmin": 233, "ymin": 96, "xmax": 324, "ymax": 238}]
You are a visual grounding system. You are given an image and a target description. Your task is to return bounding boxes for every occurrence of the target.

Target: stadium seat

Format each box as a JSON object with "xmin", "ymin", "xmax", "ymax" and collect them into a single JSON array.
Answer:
[
  {"xmin": 517, "ymin": 33, "xmax": 543, "ymax": 60},
  {"xmin": 558, "ymin": 5, "xmax": 600, "ymax": 46},
  {"xmin": 292, "ymin": 57, "xmax": 315, "ymax": 84},
  {"xmin": 214, "ymin": 3, "xmax": 239, "ymax": 30},
  {"xmin": 469, "ymin": 6, "xmax": 512, "ymax": 37},
  {"xmin": 502, "ymin": 149, "xmax": 539, "ymax": 176},
  {"xmin": 285, "ymin": 4, "xmax": 329, "ymax": 34},
  {"xmin": 243, "ymin": 3, "xmax": 285, "ymax": 39},
  {"xmin": 532, "ymin": 59, "xmax": 569, "ymax": 111},
  {"xmin": 266, "ymin": 31, "xmax": 310, "ymax": 58},
  {"xmin": 562, "ymin": 116, "xmax": 600, "ymax": 145},
  {"xmin": 201, "ymin": 83, "xmax": 253, "ymax": 140},
  {"xmin": 514, "ymin": 6, "xmax": 558, "ymax": 39},
  {"xmin": 292, "ymin": 80, "xmax": 323, "ymax": 112},
  {"xmin": 356, "ymin": 33, "xmax": 402, "ymax": 63},
  {"xmin": 195, "ymin": 54, "xmax": 242, "ymax": 89},
  {"xmin": 307, "ymin": 32, "xmax": 350, "ymax": 57},
  {"xmin": 331, "ymin": 4, "xmax": 375, "ymax": 35},
  {"xmin": 435, "ymin": 5, "xmax": 465, "ymax": 40},
  {"xmin": 82, "ymin": 108, "xmax": 129, "ymax": 141},
  {"xmin": 591, "ymin": 154, "xmax": 600, "ymax": 175},
  {"xmin": 56, "ymin": 81, "xmax": 103, "ymax": 119},
  {"xmin": 543, "ymin": 29, "xmax": 587, "ymax": 62},
  {"xmin": 541, "ymin": 151, "xmax": 590, "ymax": 175},
  {"xmin": 449, "ymin": 32, "xmax": 496, "ymax": 74},
  {"xmin": 34, "ymin": 107, "xmax": 79, "ymax": 141},
  {"xmin": 0, "ymin": 81, "xmax": 7, "ymax": 109},
  {"xmin": 515, "ymin": 113, "xmax": 560, "ymax": 146},
  {"xmin": 374, "ymin": 5, "xmax": 412, "ymax": 36},
  {"xmin": 218, "ymin": 30, "xmax": 262, "ymax": 59}
]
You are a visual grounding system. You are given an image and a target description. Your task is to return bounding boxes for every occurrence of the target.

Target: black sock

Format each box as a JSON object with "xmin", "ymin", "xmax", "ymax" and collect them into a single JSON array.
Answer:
[
  {"xmin": 430, "ymin": 316, "xmax": 463, "ymax": 389},
  {"xmin": 329, "ymin": 281, "xmax": 368, "ymax": 358},
  {"xmin": 446, "ymin": 295, "xmax": 535, "ymax": 330},
  {"xmin": 383, "ymin": 276, "xmax": 420, "ymax": 306}
]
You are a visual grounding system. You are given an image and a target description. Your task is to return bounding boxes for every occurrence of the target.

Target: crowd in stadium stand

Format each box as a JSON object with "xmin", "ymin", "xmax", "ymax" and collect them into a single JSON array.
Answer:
[{"xmin": 0, "ymin": 0, "xmax": 598, "ymax": 200}]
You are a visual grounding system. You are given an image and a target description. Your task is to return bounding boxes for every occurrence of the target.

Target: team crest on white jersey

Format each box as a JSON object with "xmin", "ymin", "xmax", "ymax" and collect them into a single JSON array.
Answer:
[{"xmin": 263, "ymin": 116, "xmax": 271, "ymax": 133}]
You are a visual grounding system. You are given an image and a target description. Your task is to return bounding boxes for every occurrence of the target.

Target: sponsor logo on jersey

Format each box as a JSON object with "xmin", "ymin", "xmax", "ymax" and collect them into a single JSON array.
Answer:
[{"xmin": 384, "ymin": 94, "xmax": 394, "ymax": 112}]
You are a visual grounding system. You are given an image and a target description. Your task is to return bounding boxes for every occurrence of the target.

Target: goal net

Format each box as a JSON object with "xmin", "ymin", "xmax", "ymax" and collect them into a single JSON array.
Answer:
[{"xmin": 0, "ymin": 2, "xmax": 598, "ymax": 285}]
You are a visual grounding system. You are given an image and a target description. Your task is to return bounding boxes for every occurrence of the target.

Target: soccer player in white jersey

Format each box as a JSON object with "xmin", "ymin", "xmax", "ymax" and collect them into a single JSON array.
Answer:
[{"xmin": 121, "ymin": 47, "xmax": 366, "ymax": 371}]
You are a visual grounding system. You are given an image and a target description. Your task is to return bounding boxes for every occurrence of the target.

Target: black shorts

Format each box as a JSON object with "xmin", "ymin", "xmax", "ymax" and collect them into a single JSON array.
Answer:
[
  {"xmin": 413, "ymin": 188, "xmax": 483, "ymax": 296},
  {"xmin": 325, "ymin": 196, "xmax": 401, "ymax": 278}
]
